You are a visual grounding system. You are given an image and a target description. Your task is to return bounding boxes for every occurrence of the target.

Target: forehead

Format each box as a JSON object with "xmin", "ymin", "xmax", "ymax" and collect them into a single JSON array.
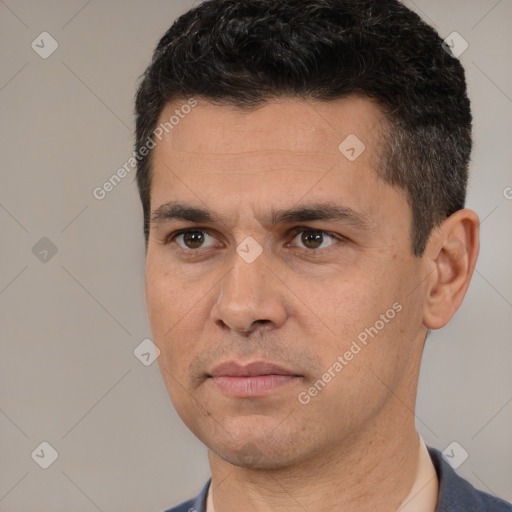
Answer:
[
  {"xmin": 152, "ymin": 95, "xmax": 385, "ymax": 171},
  {"xmin": 151, "ymin": 97, "xmax": 389, "ymax": 211}
]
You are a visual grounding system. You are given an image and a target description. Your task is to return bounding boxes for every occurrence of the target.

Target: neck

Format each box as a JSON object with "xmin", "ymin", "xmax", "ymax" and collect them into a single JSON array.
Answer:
[{"xmin": 207, "ymin": 405, "xmax": 420, "ymax": 512}]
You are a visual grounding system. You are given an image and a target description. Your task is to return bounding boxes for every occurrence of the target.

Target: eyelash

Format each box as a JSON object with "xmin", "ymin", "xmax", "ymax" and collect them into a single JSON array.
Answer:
[{"xmin": 164, "ymin": 227, "xmax": 344, "ymax": 255}]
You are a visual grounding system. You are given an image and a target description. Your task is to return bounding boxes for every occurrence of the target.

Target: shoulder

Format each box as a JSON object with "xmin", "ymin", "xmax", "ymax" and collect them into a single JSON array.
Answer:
[
  {"xmin": 162, "ymin": 479, "xmax": 210, "ymax": 512},
  {"xmin": 427, "ymin": 446, "xmax": 512, "ymax": 512}
]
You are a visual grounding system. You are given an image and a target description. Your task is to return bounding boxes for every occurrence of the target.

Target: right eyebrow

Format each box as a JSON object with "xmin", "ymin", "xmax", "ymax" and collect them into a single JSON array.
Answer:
[{"xmin": 150, "ymin": 202, "xmax": 215, "ymax": 226}]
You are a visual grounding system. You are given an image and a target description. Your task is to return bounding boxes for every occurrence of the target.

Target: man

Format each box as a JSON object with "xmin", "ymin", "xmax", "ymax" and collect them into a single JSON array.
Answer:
[{"xmin": 134, "ymin": 0, "xmax": 512, "ymax": 510}]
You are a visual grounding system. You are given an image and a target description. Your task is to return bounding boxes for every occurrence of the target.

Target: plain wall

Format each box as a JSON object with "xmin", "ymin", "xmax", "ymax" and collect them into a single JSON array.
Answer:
[{"xmin": 0, "ymin": 0, "xmax": 511, "ymax": 510}]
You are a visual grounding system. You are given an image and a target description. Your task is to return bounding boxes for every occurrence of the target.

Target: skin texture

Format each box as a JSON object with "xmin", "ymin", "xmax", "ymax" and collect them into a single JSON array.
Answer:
[{"xmin": 144, "ymin": 96, "xmax": 480, "ymax": 511}]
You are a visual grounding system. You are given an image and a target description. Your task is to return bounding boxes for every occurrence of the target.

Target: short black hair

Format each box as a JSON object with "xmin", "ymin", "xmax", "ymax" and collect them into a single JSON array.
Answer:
[{"xmin": 135, "ymin": 0, "xmax": 472, "ymax": 256}]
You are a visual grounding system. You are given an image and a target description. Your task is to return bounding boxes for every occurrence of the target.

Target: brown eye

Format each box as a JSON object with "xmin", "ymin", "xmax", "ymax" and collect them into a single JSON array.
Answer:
[
  {"xmin": 182, "ymin": 230, "xmax": 205, "ymax": 249},
  {"xmin": 173, "ymin": 229, "xmax": 216, "ymax": 250},
  {"xmin": 301, "ymin": 230, "xmax": 324, "ymax": 249},
  {"xmin": 291, "ymin": 229, "xmax": 337, "ymax": 250}
]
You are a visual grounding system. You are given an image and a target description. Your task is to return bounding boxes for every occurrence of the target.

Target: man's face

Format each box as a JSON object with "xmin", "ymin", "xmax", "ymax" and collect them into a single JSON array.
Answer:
[{"xmin": 145, "ymin": 96, "xmax": 430, "ymax": 468}]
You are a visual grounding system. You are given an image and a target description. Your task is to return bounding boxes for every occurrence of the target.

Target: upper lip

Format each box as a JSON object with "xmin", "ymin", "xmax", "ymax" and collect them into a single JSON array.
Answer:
[{"xmin": 208, "ymin": 361, "xmax": 299, "ymax": 377}]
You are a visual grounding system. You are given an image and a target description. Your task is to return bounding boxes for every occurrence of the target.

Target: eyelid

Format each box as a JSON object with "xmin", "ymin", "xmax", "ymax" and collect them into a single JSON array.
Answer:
[
  {"xmin": 287, "ymin": 226, "xmax": 343, "ymax": 250},
  {"xmin": 166, "ymin": 228, "xmax": 220, "ymax": 249},
  {"xmin": 287, "ymin": 226, "xmax": 341, "ymax": 239}
]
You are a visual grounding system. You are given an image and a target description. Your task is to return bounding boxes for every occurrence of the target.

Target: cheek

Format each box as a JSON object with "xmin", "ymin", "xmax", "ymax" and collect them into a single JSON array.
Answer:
[
  {"xmin": 296, "ymin": 266, "xmax": 416, "ymax": 382},
  {"xmin": 293, "ymin": 274, "xmax": 393, "ymax": 349},
  {"xmin": 145, "ymin": 267, "xmax": 197, "ymax": 370},
  {"xmin": 146, "ymin": 273, "xmax": 200, "ymax": 414},
  {"xmin": 146, "ymin": 261, "xmax": 198, "ymax": 331},
  {"xmin": 146, "ymin": 270, "xmax": 172, "ymax": 339}
]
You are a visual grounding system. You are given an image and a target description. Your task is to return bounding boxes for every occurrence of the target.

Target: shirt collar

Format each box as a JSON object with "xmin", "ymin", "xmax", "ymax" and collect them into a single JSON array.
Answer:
[{"xmin": 397, "ymin": 435, "xmax": 439, "ymax": 512}]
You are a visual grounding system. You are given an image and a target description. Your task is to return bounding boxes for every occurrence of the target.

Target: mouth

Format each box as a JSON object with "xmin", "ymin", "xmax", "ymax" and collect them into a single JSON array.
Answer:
[{"xmin": 207, "ymin": 361, "xmax": 302, "ymax": 398}]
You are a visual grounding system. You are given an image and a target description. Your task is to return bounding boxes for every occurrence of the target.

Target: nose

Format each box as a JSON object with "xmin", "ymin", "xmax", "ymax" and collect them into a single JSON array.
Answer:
[{"xmin": 210, "ymin": 247, "xmax": 288, "ymax": 335}]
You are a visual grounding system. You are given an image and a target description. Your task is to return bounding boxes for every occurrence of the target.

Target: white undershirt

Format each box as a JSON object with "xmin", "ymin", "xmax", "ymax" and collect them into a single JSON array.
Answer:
[
  {"xmin": 206, "ymin": 436, "xmax": 438, "ymax": 512},
  {"xmin": 397, "ymin": 436, "xmax": 439, "ymax": 512}
]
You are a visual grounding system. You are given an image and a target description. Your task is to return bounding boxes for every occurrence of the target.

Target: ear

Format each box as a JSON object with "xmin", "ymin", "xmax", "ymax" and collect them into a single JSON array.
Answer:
[{"xmin": 422, "ymin": 209, "xmax": 480, "ymax": 330}]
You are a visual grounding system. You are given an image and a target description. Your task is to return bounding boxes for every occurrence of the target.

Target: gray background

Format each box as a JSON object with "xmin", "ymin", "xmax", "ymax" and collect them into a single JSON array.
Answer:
[{"xmin": 0, "ymin": 0, "xmax": 511, "ymax": 510}]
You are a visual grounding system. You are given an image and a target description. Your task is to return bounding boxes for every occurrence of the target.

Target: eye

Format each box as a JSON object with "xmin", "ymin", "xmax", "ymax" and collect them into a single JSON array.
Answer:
[
  {"xmin": 165, "ymin": 227, "xmax": 342, "ymax": 254},
  {"xmin": 168, "ymin": 229, "xmax": 218, "ymax": 250},
  {"xmin": 289, "ymin": 228, "xmax": 339, "ymax": 250}
]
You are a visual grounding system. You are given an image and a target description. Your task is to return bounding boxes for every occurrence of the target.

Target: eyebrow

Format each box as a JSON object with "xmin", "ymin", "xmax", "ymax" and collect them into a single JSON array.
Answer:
[{"xmin": 150, "ymin": 201, "xmax": 373, "ymax": 231}]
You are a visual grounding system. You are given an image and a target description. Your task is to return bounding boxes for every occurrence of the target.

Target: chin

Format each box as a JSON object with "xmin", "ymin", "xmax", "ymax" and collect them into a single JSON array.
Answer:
[
  {"xmin": 204, "ymin": 425, "xmax": 307, "ymax": 470},
  {"xmin": 211, "ymin": 442, "xmax": 298, "ymax": 470}
]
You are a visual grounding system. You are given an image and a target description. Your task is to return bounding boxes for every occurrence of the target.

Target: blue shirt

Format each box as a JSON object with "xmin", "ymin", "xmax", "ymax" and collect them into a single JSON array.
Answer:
[{"xmin": 163, "ymin": 446, "xmax": 512, "ymax": 511}]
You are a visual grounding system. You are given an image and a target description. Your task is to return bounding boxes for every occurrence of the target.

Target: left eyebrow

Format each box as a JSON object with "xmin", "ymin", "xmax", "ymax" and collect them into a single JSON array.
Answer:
[
  {"xmin": 266, "ymin": 202, "xmax": 373, "ymax": 230},
  {"xmin": 150, "ymin": 201, "xmax": 374, "ymax": 231}
]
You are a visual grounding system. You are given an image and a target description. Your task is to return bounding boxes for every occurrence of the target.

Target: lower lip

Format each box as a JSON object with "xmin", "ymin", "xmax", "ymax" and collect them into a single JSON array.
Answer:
[{"xmin": 210, "ymin": 375, "xmax": 300, "ymax": 397}]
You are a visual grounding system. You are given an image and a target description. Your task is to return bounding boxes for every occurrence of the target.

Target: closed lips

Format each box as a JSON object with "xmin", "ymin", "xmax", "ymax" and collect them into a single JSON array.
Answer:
[{"xmin": 208, "ymin": 361, "xmax": 300, "ymax": 377}]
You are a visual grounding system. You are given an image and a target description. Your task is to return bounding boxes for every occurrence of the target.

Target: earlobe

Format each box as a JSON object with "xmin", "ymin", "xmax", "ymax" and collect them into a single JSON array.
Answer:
[{"xmin": 422, "ymin": 209, "xmax": 480, "ymax": 330}]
